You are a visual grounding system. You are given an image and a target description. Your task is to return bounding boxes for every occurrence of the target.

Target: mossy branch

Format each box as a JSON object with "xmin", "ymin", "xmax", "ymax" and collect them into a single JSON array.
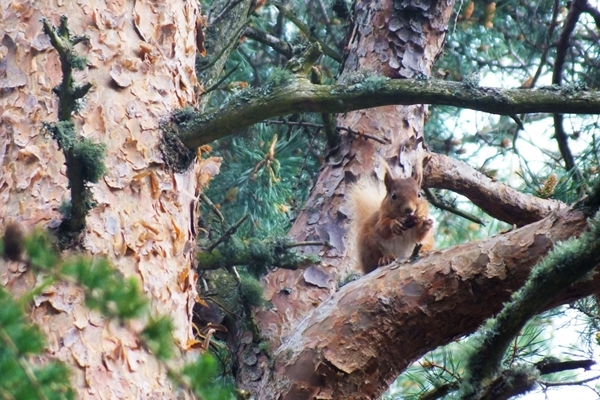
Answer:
[
  {"xmin": 460, "ymin": 209, "xmax": 600, "ymax": 399},
  {"xmin": 42, "ymin": 16, "xmax": 90, "ymax": 121},
  {"xmin": 175, "ymin": 78, "xmax": 600, "ymax": 148},
  {"xmin": 198, "ymin": 236, "xmax": 318, "ymax": 274},
  {"xmin": 42, "ymin": 16, "xmax": 105, "ymax": 240}
]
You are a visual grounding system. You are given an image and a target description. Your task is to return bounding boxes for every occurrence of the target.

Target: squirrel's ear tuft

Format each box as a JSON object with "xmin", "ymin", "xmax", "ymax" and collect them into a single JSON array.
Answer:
[{"xmin": 384, "ymin": 171, "xmax": 394, "ymax": 191}]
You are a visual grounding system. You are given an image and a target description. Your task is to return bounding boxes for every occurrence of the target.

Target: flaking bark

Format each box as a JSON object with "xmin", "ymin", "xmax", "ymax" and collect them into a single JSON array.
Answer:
[{"xmin": 257, "ymin": 206, "xmax": 590, "ymax": 399}]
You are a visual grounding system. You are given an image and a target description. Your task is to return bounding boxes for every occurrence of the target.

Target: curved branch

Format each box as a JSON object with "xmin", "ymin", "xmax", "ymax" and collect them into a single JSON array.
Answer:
[
  {"xmin": 424, "ymin": 153, "xmax": 565, "ymax": 226},
  {"xmin": 176, "ymin": 78, "xmax": 600, "ymax": 148},
  {"xmin": 552, "ymin": 0, "xmax": 586, "ymax": 177},
  {"xmin": 242, "ymin": 26, "xmax": 293, "ymax": 58},
  {"xmin": 257, "ymin": 206, "xmax": 595, "ymax": 399}
]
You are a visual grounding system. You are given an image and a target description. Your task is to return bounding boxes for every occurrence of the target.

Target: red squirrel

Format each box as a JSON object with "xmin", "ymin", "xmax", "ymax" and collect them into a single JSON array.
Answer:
[{"xmin": 346, "ymin": 169, "xmax": 434, "ymax": 274}]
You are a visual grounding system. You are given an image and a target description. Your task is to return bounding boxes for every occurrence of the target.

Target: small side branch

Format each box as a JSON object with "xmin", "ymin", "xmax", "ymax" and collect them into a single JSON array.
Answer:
[
  {"xmin": 42, "ymin": 16, "xmax": 105, "ymax": 242},
  {"xmin": 274, "ymin": 3, "xmax": 342, "ymax": 62},
  {"xmin": 424, "ymin": 153, "xmax": 565, "ymax": 226},
  {"xmin": 552, "ymin": 0, "xmax": 586, "ymax": 183},
  {"xmin": 423, "ymin": 188, "xmax": 485, "ymax": 225},
  {"xmin": 243, "ymin": 26, "xmax": 294, "ymax": 58}
]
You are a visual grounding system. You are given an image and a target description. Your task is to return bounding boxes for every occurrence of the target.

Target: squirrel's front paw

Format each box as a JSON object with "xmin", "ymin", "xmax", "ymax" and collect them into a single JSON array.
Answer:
[
  {"xmin": 421, "ymin": 218, "xmax": 434, "ymax": 230},
  {"xmin": 390, "ymin": 219, "xmax": 408, "ymax": 235},
  {"xmin": 378, "ymin": 254, "xmax": 397, "ymax": 266}
]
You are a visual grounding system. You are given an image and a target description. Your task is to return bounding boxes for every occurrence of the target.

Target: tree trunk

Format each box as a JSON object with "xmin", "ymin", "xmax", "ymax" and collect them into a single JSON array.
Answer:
[
  {"xmin": 256, "ymin": 0, "xmax": 454, "ymax": 344},
  {"xmin": 239, "ymin": 0, "xmax": 455, "ymax": 396},
  {"xmin": 1, "ymin": 1, "xmax": 201, "ymax": 397}
]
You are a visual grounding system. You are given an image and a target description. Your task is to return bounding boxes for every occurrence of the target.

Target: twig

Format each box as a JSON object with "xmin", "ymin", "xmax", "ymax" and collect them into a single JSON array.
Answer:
[
  {"xmin": 583, "ymin": 3, "xmax": 600, "ymax": 28},
  {"xmin": 237, "ymin": 46, "xmax": 263, "ymax": 86},
  {"xmin": 540, "ymin": 374, "xmax": 600, "ymax": 387},
  {"xmin": 228, "ymin": 266, "xmax": 261, "ymax": 342},
  {"xmin": 206, "ymin": 213, "xmax": 250, "ymax": 252},
  {"xmin": 197, "ymin": 24, "xmax": 247, "ymax": 72},
  {"xmin": 199, "ymin": 192, "xmax": 224, "ymax": 222},
  {"xmin": 338, "ymin": 126, "xmax": 390, "ymax": 144},
  {"xmin": 536, "ymin": 358, "xmax": 596, "ymax": 375},
  {"xmin": 204, "ymin": 297, "xmax": 243, "ymax": 319},
  {"xmin": 315, "ymin": 0, "xmax": 331, "ymax": 25},
  {"xmin": 419, "ymin": 381, "xmax": 459, "ymax": 400},
  {"xmin": 552, "ymin": 0, "xmax": 586, "ymax": 184},
  {"xmin": 211, "ymin": 0, "xmax": 245, "ymax": 25},
  {"xmin": 284, "ymin": 240, "xmax": 329, "ymax": 249},
  {"xmin": 242, "ymin": 26, "xmax": 294, "ymax": 58},
  {"xmin": 311, "ymin": 66, "xmax": 339, "ymax": 149},
  {"xmin": 264, "ymin": 119, "xmax": 390, "ymax": 144},
  {"xmin": 529, "ymin": 0, "xmax": 560, "ymax": 87},
  {"xmin": 424, "ymin": 188, "xmax": 486, "ymax": 225},
  {"xmin": 509, "ymin": 114, "xmax": 524, "ymax": 130},
  {"xmin": 274, "ymin": 3, "xmax": 342, "ymax": 62},
  {"xmin": 201, "ymin": 63, "xmax": 240, "ymax": 95}
]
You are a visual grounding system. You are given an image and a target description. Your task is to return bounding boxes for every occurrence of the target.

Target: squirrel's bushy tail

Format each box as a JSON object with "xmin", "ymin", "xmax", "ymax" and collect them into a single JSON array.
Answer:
[
  {"xmin": 345, "ymin": 176, "xmax": 385, "ymax": 265},
  {"xmin": 346, "ymin": 177, "xmax": 385, "ymax": 228}
]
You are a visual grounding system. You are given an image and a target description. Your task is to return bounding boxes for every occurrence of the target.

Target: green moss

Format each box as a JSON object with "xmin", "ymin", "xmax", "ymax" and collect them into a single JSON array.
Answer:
[
  {"xmin": 239, "ymin": 275, "xmax": 265, "ymax": 308},
  {"xmin": 268, "ymin": 67, "xmax": 294, "ymax": 86},
  {"xmin": 73, "ymin": 138, "xmax": 106, "ymax": 183}
]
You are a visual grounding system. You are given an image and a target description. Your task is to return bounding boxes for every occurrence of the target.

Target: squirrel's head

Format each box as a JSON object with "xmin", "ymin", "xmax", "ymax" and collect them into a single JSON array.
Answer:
[{"xmin": 383, "ymin": 171, "xmax": 422, "ymax": 220}]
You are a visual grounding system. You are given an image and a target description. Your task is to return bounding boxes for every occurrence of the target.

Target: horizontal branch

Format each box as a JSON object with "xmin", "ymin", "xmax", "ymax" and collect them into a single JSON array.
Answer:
[
  {"xmin": 257, "ymin": 206, "xmax": 594, "ymax": 399},
  {"xmin": 424, "ymin": 153, "xmax": 565, "ymax": 226},
  {"xmin": 177, "ymin": 78, "xmax": 600, "ymax": 148}
]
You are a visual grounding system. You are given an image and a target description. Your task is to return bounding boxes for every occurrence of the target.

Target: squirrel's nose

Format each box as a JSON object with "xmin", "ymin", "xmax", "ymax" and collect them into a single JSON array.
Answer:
[{"xmin": 405, "ymin": 208, "xmax": 415, "ymax": 216}]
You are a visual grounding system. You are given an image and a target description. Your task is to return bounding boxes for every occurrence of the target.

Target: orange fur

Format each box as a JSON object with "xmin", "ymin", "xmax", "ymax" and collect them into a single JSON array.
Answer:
[{"xmin": 347, "ymin": 171, "xmax": 434, "ymax": 274}]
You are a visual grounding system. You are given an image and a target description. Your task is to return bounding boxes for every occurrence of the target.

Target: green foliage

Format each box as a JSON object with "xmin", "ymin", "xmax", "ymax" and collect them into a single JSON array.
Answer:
[
  {"xmin": 70, "ymin": 55, "xmax": 87, "ymax": 71},
  {"xmin": 44, "ymin": 123, "xmax": 106, "ymax": 185},
  {"xmin": 72, "ymin": 138, "xmax": 106, "ymax": 183},
  {"xmin": 201, "ymin": 268, "xmax": 264, "ymax": 316},
  {"xmin": 1, "ymin": 230, "xmax": 235, "ymax": 398},
  {"xmin": 239, "ymin": 274, "xmax": 265, "ymax": 308},
  {"xmin": 45, "ymin": 120, "xmax": 76, "ymax": 150},
  {"xmin": 62, "ymin": 257, "xmax": 147, "ymax": 320},
  {"xmin": 0, "ymin": 287, "xmax": 74, "ymax": 400},
  {"xmin": 140, "ymin": 316, "xmax": 175, "ymax": 361},
  {"xmin": 198, "ymin": 235, "xmax": 318, "ymax": 276},
  {"xmin": 181, "ymin": 353, "xmax": 236, "ymax": 400},
  {"xmin": 268, "ymin": 67, "xmax": 294, "ymax": 86},
  {"xmin": 202, "ymin": 122, "xmax": 323, "ymax": 239}
]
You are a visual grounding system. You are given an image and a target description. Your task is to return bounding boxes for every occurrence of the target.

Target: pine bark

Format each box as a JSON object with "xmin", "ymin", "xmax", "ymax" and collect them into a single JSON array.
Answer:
[
  {"xmin": 1, "ymin": 2, "xmax": 201, "ymax": 397},
  {"xmin": 254, "ymin": 0, "xmax": 454, "ymax": 350},
  {"xmin": 259, "ymin": 207, "xmax": 591, "ymax": 399}
]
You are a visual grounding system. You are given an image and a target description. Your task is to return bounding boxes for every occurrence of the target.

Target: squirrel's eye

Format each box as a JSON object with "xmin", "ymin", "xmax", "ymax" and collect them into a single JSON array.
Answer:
[
  {"xmin": 418, "ymin": 192, "xmax": 422, "ymax": 198},
  {"xmin": 391, "ymin": 193, "xmax": 397, "ymax": 200}
]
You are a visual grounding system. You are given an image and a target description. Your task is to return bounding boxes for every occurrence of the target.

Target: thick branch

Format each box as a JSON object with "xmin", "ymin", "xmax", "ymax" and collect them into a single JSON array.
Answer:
[
  {"xmin": 257, "ymin": 206, "xmax": 593, "ymax": 399},
  {"xmin": 176, "ymin": 78, "xmax": 600, "ymax": 148},
  {"xmin": 424, "ymin": 153, "xmax": 565, "ymax": 226},
  {"xmin": 461, "ymin": 212, "xmax": 600, "ymax": 399}
]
